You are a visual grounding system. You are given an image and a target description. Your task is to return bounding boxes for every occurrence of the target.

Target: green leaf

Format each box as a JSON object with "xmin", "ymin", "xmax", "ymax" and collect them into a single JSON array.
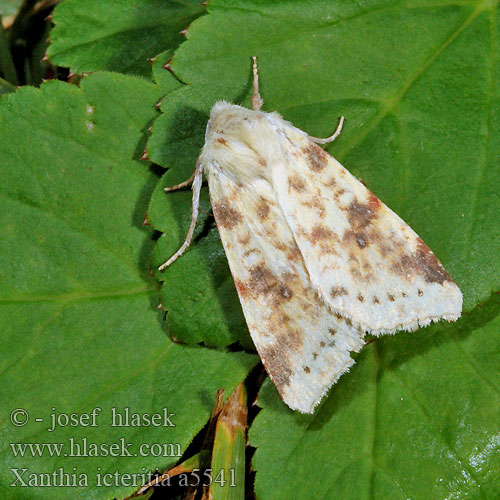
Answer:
[
  {"xmin": 151, "ymin": 49, "xmax": 183, "ymax": 95},
  {"xmin": 0, "ymin": 73, "xmax": 257, "ymax": 499},
  {"xmin": 250, "ymin": 294, "xmax": 500, "ymax": 500},
  {"xmin": 48, "ymin": 0, "xmax": 205, "ymax": 78}
]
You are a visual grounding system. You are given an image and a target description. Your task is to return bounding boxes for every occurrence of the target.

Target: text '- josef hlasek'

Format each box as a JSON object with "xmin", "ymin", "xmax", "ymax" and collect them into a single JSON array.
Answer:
[{"xmin": 10, "ymin": 407, "xmax": 176, "ymax": 432}]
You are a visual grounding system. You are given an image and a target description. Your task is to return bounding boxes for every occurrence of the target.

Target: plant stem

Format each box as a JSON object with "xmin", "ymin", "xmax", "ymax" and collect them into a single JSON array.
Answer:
[{"xmin": 0, "ymin": 16, "xmax": 18, "ymax": 85}]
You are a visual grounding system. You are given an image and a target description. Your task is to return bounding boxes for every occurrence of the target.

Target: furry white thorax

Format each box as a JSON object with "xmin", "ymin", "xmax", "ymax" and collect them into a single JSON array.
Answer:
[{"xmin": 200, "ymin": 101, "xmax": 294, "ymax": 185}]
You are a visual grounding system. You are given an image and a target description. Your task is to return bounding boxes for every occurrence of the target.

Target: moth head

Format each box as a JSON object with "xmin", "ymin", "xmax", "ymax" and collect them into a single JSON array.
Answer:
[{"xmin": 205, "ymin": 101, "xmax": 257, "ymax": 138}]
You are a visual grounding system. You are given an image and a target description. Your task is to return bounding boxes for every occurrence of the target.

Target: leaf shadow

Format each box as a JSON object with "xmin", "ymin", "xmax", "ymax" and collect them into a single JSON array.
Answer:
[
  {"xmin": 130, "ymin": 117, "xmax": 167, "ymax": 312},
  {"xmin": 132, "ymin": 172, "xmax": 160, "ymax": 268},
  {"xmin": 380, "ymin": 292, "xmax": 500, "ymax": 372}
]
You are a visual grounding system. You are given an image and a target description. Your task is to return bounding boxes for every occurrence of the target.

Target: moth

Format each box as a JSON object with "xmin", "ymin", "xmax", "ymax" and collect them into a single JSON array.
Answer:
[{"xmin": 159, "ymin": 57, "xmax": 462, "ymax": 413}]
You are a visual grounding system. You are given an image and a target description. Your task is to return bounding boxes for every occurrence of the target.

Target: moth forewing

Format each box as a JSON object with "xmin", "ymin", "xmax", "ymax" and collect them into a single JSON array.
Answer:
[{"xmin": 269, "ymin": 122, "xmax": 463, "ymax": 334}]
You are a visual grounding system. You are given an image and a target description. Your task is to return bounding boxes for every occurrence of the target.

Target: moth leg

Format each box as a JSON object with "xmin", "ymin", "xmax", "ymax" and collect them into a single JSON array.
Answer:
[
  {"xmin": 158, "ymin": 161, "xmax": 204, "ymax": 271},
  {"xmin": 251, "ymin": 56, "xmax": 264, "ymax": 111},
  {"xmin": 308, "ymin": 116, "xmax": 345, "ymax": 144},
  {"xmin": 164, "ymin": 169, "xmax": 197, "ymax": 192}
]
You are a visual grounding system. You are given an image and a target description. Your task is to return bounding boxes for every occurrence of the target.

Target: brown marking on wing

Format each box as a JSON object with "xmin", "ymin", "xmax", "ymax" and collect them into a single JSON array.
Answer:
[
  {"xmin": 367, "ymin": 190, "xmax": 382, "ymax": 211},
  {"xmin": 260, "ymin": 345, "xmax": 293, "ymax": 389},
  {"xmin": 237, "ymin": 233, "xmax": 251, "ymax": 245},
  {"xmin": 324, "ymin": 177, "xmax": 337, "ymax": 187},
  {"xmin": 340, "ymin": 196, "xmax": 417, "ymax": 282},
  {"xmin": 277, "ymin": 313, "xmax": 291, "ymax": 325},
  {"xmin": 234, "ymin": 279, "xmax": 249, "ymax": 298},
  {"xmin": 283, "ymin": 270, "xmax": 300, "ymax": 282},
  {"xmin": 343, "ymin": 229, "xmax": 369, "ymax": 250},
  {"xmin": 378, "ymin": 243, "xmax": 392, "ymax": 257},
  {"xmin": 350, "ymin": 267, "xmax": 362, "ymax": 280},
  {"xmin": 339, "ymin": 196, "xmax": 380, "ymax": 254},
  {"xmin": 264, "ymin": 227, "xmax": 276, "ymax": 239},
  {"xmin": 286, "ymin": 246, "xmax": 303, "ymax": 262},
  {"xmin": 213, "ymin": 200, "xmax": 242, "ymax": 230},
  {"xmin": 306, "ymin": 225, "xmax": 340, "ymax": 256},
  {"xmin": 347, "ymin": 197, "xmax": 379, "ymax": 229},
  {"xmin": 303, "ymin": 143, "xmax": 329, "ymax": 172},
  {"xmin": 260, "ymin": 321, "xmax": 303, "ymax": 390},
  {"xmin": 216, "ymin": 137, "xmax": 227, "ymax": 145},
  {"xmin": 303, "ymin": 195, "xmax": 326, "ymax": 218},
  {"xmin": 337, "ymin": 188, "xmax": 453, "ymax": 289},
  {"xmin": 280, "ymin": 285, "xmax": 294, "ymax": 299},
  {"xmin": 273, "ymin": 240, "xmax": 289, "ymax": 253},
  {"xmin": 415, "ymin": 238, "xmax": 453, "ymax": 284},
  {"xmin": 330, "ymin": 286, "xmax": 348, "ymax": 298},
  {"xmin": 289, "ymin": 175, "xmax": 306, "ymax": 192},
  {"xmin": 242, "ymin": 265, "xmax": 295, "ymax": 307},
  {"xmin": 295, "ymin": 226, "xmax": 307, "ymax": 238},
  {"xmin": 356, "ymin": 233, "xmax": 368, "ymax": 248},
  {"xmin": 257, "ymin": 197, "xmax": 271, "ymax": 221},
  {"xmin": 307, "ymin": 225, "xmax": 336, "ymax": 244},
  {"xmin": 243, "ymin": 248, "xmax": 260, "ymax": 258},
  {"xmin": 320, "ymin": 245, "xmax": 338, "ymax": 256},
  {"xmin": 301, "ymin": 300, "xmax": 313, "ymax": 312},
  {"xmin": 390, "ymin": 238, "xmax": 453, "ymax": 284}
]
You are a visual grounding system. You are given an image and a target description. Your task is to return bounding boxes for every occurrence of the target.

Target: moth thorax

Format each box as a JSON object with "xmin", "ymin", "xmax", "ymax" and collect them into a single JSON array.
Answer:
[{"xmin": 202, "ymin": 103, "xmax": 278, "ymax": 183}]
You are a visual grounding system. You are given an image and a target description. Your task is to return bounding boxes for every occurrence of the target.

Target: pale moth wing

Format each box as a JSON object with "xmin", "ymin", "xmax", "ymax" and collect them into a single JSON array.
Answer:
[
  {"xmin": 159, "ymin": 57, "xmax": 462, "ymax": 413},
  {"xmin": 269, "ymin": 124, "xmax": 462, "ymax": 334}
]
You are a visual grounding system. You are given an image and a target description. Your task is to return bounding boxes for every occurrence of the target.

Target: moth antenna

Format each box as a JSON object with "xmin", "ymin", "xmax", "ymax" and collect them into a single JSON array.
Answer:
[
  {"xmin": 158, "ymin": 162, "xmax": 203, "ymax": 271},
  {"xmin": 251, "ymin": 56, "xmax": 264, "ymax": 111},
  {"xmin": 308, "ymin": 116, "xmax": 345, "ymax": 144},
  {"xmin": 164, "ymin": 168, "xmax": 197, "ymax": 192}
]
